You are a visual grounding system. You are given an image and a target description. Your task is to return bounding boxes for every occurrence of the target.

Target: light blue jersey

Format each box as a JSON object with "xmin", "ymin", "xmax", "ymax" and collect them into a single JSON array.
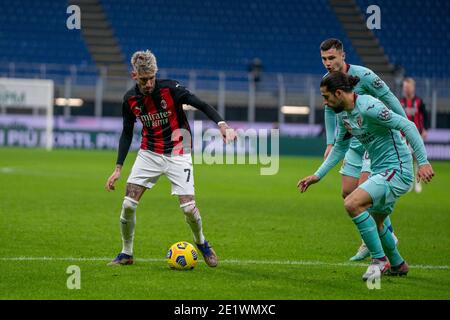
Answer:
[
  {"xmin": 324, "ymin": 64, "xmax": 406, "ymax": 148},
  {"xmin": 323, "ymin": 64, "xmax": 408, "ymax": 178},
  {"xmin": 316, "ymin": 94, "xmax": 429, "ymax": 214},
  {"xmin": 316, "ymin": 94, "xmax": 428, "ymax": 179}
]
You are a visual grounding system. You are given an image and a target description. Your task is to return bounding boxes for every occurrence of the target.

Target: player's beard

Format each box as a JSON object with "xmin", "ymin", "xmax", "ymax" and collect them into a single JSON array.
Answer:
[
  {"xmin": 138, "ymin": 84, "xmax": 154, "ymax": 95},
  {"xmin": 331, "ymin": 103, "xmax": 345, "ymax": 114}
]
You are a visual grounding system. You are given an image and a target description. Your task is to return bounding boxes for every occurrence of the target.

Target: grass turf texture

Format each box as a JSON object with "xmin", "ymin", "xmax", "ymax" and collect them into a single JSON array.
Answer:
[{"xmin": 1, "ymin": 148, "xmax": 449, "ymax": 299}]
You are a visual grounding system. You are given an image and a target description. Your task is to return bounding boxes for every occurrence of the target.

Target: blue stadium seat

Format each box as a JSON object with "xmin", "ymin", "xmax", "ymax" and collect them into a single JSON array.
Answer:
[
  {"xmin": 355, "ymin": 0, "xmax": 450, "ymax": 78},
  {"xmin": 2, "ymin": 0, "xmax": 446, "ymax": 79},
  {"xmin": 0, "ymin": 0, "xmax": 93, "ymax": 68},
  {"xmin": 100, "ymin": 0, "xmax": 362, "ymax": 74}
]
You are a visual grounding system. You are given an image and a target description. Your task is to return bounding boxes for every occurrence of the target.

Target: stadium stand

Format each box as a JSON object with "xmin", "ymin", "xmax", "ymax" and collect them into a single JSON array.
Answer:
[
  {"xmin": 0, "ymin": 0, "xmax": 92, "ymax": 67},
  {"xmin": 355, "ymin": 0, "xmax": 450, "ymax": 78},
  {"xmin": 100, "ymin": 0, "xmax": 362, "ymax": 74},
  {"xmin": 1, "ymin": 0, "xmax": 448, "ymax": 79}
]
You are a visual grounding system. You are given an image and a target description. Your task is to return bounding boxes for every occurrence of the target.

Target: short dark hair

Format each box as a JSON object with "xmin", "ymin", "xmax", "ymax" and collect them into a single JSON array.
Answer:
[
  {"xmin": 320, "ymin": 38, "xmax": 344, "ymax": 52},
  {"xmin": 320, "ymin": 71, "xmax": 360, "ymax": 93}
]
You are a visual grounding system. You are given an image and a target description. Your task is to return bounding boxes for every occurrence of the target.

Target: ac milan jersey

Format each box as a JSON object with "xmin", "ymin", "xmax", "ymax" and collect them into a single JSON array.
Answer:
[
  {"xmin": 122, "ymin": 79, "xmax": 192, "ymax": 155},
  {"xmin": 400, "ymin": 96, "xmax": 427, "ymax": 133}
]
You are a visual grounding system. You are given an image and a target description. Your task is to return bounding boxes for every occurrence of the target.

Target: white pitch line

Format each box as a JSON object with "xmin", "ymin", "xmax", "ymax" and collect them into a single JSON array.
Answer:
[{"xmin": 0, "ymin": 257, "xmax": 448, "ymax": 270}]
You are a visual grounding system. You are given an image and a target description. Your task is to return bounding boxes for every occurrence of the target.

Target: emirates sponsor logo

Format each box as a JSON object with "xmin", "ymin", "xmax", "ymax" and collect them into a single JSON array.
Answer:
[{"xmin": 140, "ymin": 111, "xmax": 172, "ymax": 127}]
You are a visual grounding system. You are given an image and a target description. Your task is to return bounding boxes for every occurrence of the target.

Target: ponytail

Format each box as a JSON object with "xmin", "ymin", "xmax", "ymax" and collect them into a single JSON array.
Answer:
[
  {"xmin": 348, "ymin": 75, "xmax": 360, "ymax": 88},
  {"xmin": 320, "ymin": 72, "xmax": 360, "ymax": 93}
]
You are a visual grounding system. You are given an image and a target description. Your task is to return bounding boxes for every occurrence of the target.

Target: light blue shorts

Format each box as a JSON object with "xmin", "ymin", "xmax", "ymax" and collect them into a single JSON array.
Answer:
[
  {"xmin": 339, "ymin": 147, "xmax": 364, "ymax": 179},
  {"xmin": 359, "ymin": 168, "xmax": 413, "ymax": 214}
]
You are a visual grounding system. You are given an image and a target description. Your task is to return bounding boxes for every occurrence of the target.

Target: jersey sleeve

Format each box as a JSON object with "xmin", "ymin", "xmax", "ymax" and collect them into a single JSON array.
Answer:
[
  {"xmin": 116, "ymin": 98, "xmax": 136, "ymax": 166},
  {"xmin": 363, "ymin": 100, "xmax": 429, "ymax": 166},
  {"xmin": 122, "ymin": 97, "xmax": 137, "ymax": 125},
  {"xmin": 170, "ymin": 81, "xmax": 191, "ymax": 104},
  {"xmin": 173, "ymin": 82, "xmax": 225, "ymax": 124},
  {"xmin": 314, "ymin": 118, "xmax": 351, "ymax": 179},
  {"xmin": 324, "ymin": 105, "xmax": 337, "ymax": 145},
  {"xmin": 361, "ymin": 69, "xmax": 390, "ymax": 99},
  {"xmin": 378, "ymin": 91, "xmax": 407, "ymax": 118}
]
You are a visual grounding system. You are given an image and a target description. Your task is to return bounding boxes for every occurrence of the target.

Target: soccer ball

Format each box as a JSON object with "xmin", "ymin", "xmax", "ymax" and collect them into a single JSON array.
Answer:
[{"xmin": 167, "ymin": 241, "xmax": 198, "ymax": 270}]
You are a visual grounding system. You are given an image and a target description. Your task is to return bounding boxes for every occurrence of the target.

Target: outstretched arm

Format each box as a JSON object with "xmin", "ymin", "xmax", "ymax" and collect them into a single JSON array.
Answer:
[
  {"xmin": 184, "ymin": 94, "xmax": 224, "ymax": 124},
  {"xmin": 324, "ymin": 106, "xmax": 337, "ymax": 159},
  {"xmin": 184, "ymin": 94, "xmax": 237, "ymax": 143},
  {"xmin": 365, "ymin": 102, "xmax": 434, "ymax": 183},
  {"xmin": 324, "ymin": 106, "xmax": 337, "ymax": 145},
  {"xmin": 313, "ymin": 133, "xmax": 351, "ymax": 179},
  {"xmin": 175, "ymin": 84, "xmax": 237, "ymax": 143},
  {"xmin": 298, "ymin": 119, "xmax": 351, "ymax": 193},
  {"xmin": 378, "ymin": 91, "xmax": 407, "ymax": 118},
  {"xmin": 116, "ymin": 121, "xmax": 134, "ymax": 167},
  {"xmin": 362, "ymin": 69, "xmax": 407, "ymax": 118}
]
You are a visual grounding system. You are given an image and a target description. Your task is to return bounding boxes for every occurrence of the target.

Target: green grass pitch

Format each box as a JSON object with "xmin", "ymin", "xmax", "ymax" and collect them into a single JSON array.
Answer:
[{"xmin": 1, "ymin": 148, "xmax": 449, "ymax": 299}]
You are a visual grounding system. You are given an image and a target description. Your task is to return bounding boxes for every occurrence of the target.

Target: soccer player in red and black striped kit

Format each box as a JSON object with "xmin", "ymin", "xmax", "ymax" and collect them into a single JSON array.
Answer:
[
  {"xmin": 400, "ymin": 77, "xmax": 428, "ymax": 193},
  {"xmin": 105, "ymin": 50, "xmax": 237, "ymax": 266}
]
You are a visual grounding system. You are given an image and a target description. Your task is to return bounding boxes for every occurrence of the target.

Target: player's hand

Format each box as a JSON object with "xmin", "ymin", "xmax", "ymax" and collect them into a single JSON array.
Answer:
[
  {"xmin": 219, "ymin": 122, "xmax": 237, "ymax": 144},
  {"xmin": 323, "ymin": 144, "xmax": 333, "ymax": 160},
  {"xmin": 297, "ymin": 175, "xmax": 320, "ymax": 193},
  {"xmin": 417, "ymin": 164, "xmax": 434, "ymax": 184},
  {"xmin": 106, "ymin": 168, "xmax": 121, "ymax": 191}
]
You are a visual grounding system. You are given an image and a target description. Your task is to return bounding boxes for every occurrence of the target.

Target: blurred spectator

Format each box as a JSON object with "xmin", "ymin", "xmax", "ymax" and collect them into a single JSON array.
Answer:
[
  {"xmin": 248, "ymin": 57, "xmax": 264, "ymax": 83},
  {"xmin": 400, "ymin": 77, "xmax": 428, "ymax": 140},
  {"xmin": 400, "ymin": 77, "xmax": 428, "ymax": 193}
]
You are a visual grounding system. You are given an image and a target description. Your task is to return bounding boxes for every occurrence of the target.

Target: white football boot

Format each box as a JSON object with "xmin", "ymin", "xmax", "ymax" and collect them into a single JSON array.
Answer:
[
  {"xmin": 350, "ymin": 241, "xmax": 370, "ymax": 261},
  {"xmin": 351, "ymin": 234, "xmax": 399, "ymax": 261}
]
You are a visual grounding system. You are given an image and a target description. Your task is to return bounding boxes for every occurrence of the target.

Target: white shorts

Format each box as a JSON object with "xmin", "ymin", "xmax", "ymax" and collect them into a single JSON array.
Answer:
[{"xmin": 127, "ymin": 149, "xmax": 195, "ymax": 195}]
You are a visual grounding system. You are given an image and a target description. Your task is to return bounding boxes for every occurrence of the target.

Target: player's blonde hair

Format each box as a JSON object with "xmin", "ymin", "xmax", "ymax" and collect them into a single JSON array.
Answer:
[{"xmin": 131, "ymin": 50, "xmax": 158, "ymax": 74}]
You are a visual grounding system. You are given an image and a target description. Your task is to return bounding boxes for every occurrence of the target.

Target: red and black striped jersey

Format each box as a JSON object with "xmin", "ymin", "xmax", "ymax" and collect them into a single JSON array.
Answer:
[
  {"xmin": 116, "ymin": 79, "xmax": 224, "ymax": 165},
  {"xmin": 400, "ymin": 96, "xmax": 428, "ymax": 133},
  {"xmin": 123, "ymin": 79, "xmax": 192, "ymax": 155}
]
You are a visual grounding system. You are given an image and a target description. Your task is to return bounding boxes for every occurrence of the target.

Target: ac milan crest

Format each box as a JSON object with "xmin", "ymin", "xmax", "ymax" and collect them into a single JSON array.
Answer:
[{"xmin": 161, "ymin": 99, "xmax": 168, "ymax": 109}]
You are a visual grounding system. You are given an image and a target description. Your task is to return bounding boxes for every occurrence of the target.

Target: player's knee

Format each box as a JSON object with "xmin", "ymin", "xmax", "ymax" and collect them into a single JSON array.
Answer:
[
  {"xmin": 122, "ymin": 196, "xmax": 138, "ymax": 214},
  {"xmin": 344, "ymin": 197, "xmax": 360, "ymax": 216},
  {"xmin": 180, "ymin": 201, "xmax": 200, "ymax": 220}
]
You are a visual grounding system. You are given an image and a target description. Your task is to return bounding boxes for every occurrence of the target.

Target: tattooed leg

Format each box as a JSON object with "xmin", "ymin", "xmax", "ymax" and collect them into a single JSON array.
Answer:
[{"xmin": 125, "ymin": 183, "xmax": 146, "ymax": 202}]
